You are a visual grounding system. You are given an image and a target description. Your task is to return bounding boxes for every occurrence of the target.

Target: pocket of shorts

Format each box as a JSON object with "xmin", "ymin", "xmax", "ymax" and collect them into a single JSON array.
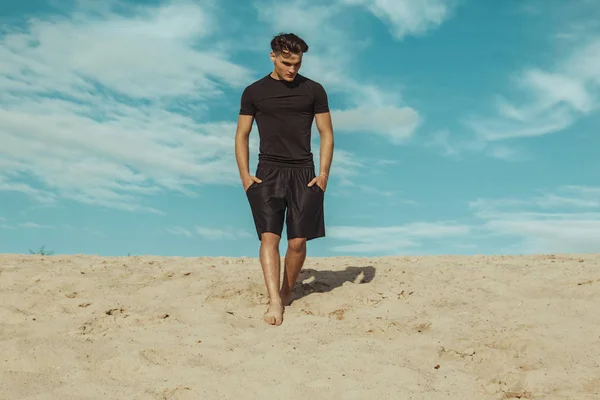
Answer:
[{"xmin": 245, "ymin": 182, "xmax": 256, "ymax": 193}]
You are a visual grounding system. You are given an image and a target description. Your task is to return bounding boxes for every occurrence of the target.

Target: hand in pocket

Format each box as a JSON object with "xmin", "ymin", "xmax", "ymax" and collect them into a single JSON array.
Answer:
[
  {"xmin": 307, "ymin": 174, "xmax": 327, "ymax": 192},
  {"xmin": 242, "ymin": 175, "xmax": 262, "ymax": 191}
]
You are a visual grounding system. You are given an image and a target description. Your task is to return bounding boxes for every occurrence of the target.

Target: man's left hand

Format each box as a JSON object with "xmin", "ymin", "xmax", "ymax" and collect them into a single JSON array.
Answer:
[{"xmin": 307, "ymin": 174, "xmax": 328, "ymax": 192}]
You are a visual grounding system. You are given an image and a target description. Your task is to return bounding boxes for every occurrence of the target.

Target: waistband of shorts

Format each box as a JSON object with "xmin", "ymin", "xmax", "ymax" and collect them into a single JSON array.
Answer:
[{"xmin": 257, "ymin": 159, "xmax": 315, "ymax": 169}]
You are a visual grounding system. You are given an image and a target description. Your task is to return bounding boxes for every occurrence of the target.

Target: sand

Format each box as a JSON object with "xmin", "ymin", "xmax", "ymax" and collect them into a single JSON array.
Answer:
[{"xmin": 1, "ymin": 253, "xmax": 599, "ymax": 399}]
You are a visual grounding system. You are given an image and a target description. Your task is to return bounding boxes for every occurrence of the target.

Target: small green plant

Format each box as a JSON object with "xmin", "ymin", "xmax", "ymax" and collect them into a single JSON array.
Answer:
[{"xmin": 28, "ymin": 245, "xmax": 54, "ymax": 256}]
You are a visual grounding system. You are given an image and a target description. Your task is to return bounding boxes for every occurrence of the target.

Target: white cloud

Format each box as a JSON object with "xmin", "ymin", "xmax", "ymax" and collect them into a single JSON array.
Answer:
[
  {"xmin": 328, "ymin": 158, "xmax": 416, "ymax": 200},
  {"xmin": 0, "ymin": 218, "xmax": 101, "ymax": 234},
  {"xmin": 340, "ymin": 0, "xmax": 457, "ymax": 40},
  {"xmin": 470, "ymin": 185, "xmax": 600, "ymax": 253},
  {"xmin": 462, "ymin": 12, "xmax": 600, "ymax": 150},
  {"xmin": 425, "ymin": 130, "xmax": 529, "ymax": 161},
  {"xmin": 165, "ymin": 227, "xmax": 194, "ymax": 238},
  {"xmin": 329, "ymin": 186, "xmax": 600, "ymax": 255},
  {"xmin": 431, "ymin": 3, "xmax": 600, "ymax": 159},
  {"xmin": 0, "ymin": 177, "xmax": 57, "ymax": 204},
  {"xmin": 17, "ymin": 222, "xmax": 52, "ymax": 229},
  {"xmin": 326, "ymin": 149, "xmax": 365, "ymax": 182},
  {"xmin": 464, "ymin": 65, "xmax": 597, "ymax": 142},
  {"xmin": 565, "ymin": 39, "xmax": 600, "ymax": 85},
  {"xmin": 535, "ymin": 186, "xmax": 600, "ymax": 209},
  {"xmin": 196, "ymin": 226, "xmax": 252, "ymax": 240},
  {"xmin": 522, "ymin": 69, "xmax": 593, "ymax": 113},
  {"xmin": 425, "ymin": 130, "xmax": 459, "ymax": 157},
  {"xmin": 309, "ymin": 145, "xmax": 413, "ymax": 201},
  {"xmin": 0, "ymin": 1, "xmax": 255, "ymax": 213},
  {"xmin": 167, "ymin": 225, "xmax": 252, "ymax": 240},
  {"xmin": 328, "ymin": 222, "xmax": 470, "ymax": 253},
  {"xmin": 332, "ymin": 106, "xmax": 421, "ymax": 144}
]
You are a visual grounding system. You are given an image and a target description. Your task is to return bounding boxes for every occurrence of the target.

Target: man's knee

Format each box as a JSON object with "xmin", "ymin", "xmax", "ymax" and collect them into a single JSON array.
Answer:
[
  {"xmin": 261, "ymin": 232, "xmax": 281, "ymax": 247},
  {"xmin": 287, "ymin": 238, "xmax": 306, "ymax": 253}
]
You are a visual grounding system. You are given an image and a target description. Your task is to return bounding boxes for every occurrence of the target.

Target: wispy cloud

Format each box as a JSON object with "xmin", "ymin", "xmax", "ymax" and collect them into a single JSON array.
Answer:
[
  {"xmin": 0, "ymin": 218, "xmax": 101, "ymax": 234},
  {"xmin": 167, "ymin": 226, "xmax": 252, "ymax": 240},
  {"xmin": 16, "ymin": 222, "xmax": 52, "ymax": 229},
  {"xmin": 422, "ymin": 2, "xmax": 600, "ymax": 160},
  {"xmin": 1, "ymin": 221, "xmax": 52, "ymax": 229},
  {"xmin": 470, "ymin": 185, "xmax": 600, "ymax": 253},
  {"xmin": 329, "ymin": 185, "xmax": 600, "ymax": 254},
  {"xmin": 311, "ymin": 145, "xmax": 413, "ymax": 201},
  {"xmin": 0, "ymin": 178, "xmax": 58, "ymax": 204},
  {"xmin": 0, "ymin": 1, "xmax": 255, "ymax": 213},
  {"xmin": 332, "ymin": 106, "xmax": 421, "ymax": 144},
  {"xmin": 457, "ymin": 4, "xmax": 600, "ymax": 156},
  {"xmin": 196, "ymin": 226, "xmax": 252, "ymax": 240},
  {"xmin": 535, "ymin": 186, "xmax": 600, "ymax": 209},
  {"xmin": 328, "ymin": 221, "xmax": 470, "ymax": 253},
  {"xmin": 340, "ymin": 0, "xmax": 458, "ymax": 40},
  {"xmin": 165, "ymin": 227, "xmax": 194, "ymax": 238},
  {"xmin": 464, "ymin": 63, "xmax": 597, "ymax": 142}
]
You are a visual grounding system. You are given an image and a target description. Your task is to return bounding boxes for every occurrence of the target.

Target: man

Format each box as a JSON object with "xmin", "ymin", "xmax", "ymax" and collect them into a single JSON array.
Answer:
[{"xmin": 234, "ymin": 32, "xmax": 334, "ymax": 326}]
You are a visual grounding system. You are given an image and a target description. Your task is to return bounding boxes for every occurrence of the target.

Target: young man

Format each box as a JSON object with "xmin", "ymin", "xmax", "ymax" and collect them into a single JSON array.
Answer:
[{"xmin": 234, "ymin": 33, "xmax": 334, "ymax": 326}]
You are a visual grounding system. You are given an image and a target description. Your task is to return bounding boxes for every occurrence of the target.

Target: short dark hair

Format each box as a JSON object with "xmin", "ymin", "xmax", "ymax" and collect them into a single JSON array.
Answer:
[{"xmin": 270, "ymin": 33, "xmax": 309, "ymax": 56}]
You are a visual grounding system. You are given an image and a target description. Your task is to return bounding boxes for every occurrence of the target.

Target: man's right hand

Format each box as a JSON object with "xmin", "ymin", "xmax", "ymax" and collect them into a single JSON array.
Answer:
[{"xmin": 242, "ymin": 175, "xmax": 262, "ymax": 191}]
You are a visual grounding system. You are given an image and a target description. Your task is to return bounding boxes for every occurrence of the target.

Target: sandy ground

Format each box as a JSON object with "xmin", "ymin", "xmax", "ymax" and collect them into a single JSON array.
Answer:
[{"xmin": 1, "ymin": 253, "xmax": 599, "ymax": 400}]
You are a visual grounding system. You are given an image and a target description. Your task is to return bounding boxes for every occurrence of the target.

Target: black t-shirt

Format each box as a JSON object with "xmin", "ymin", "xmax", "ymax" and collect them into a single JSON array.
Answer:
[{"xmin": 239, "ymin": 73, "xmax": 329, "ymax": 167}]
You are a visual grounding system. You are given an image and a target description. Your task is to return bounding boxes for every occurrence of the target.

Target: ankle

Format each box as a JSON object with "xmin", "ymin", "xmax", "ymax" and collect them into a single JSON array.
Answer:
[
  {"xmin": 280, "ymin": 282, "xmax": 290, "ymax": 293},
  {"xmin": 280, "ymin": 290, "xmax": 291, "ymax": 301},
  {"xmin": 269, "ymin": 296, "xmax": 283, "ymax": 305}
]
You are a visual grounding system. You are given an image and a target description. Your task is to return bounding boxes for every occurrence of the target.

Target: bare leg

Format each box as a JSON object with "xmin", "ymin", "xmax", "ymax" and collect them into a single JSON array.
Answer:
[
  {"xmin": 280, "ymin": 238, "xmax": 307, "ymax": 306},
  {"xmin": 259, "ymin": 232, "xmax": 284, "ymax": 325}
]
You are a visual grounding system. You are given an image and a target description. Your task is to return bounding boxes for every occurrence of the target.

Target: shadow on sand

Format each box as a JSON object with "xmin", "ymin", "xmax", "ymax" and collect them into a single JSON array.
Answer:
[{"xmin": 290, "ymin": 265, "xmax": 376, "ymax": 304}]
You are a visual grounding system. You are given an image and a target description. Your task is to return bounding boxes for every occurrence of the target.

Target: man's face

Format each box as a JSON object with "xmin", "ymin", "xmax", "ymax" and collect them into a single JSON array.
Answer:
[{"xmin": 270, "ymin": 50, "xmax": 302, "ymax": 81}]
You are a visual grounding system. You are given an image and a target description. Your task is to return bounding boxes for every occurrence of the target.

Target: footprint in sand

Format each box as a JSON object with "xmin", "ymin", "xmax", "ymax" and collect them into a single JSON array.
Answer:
[
  {"xmin": 502, "ymin": 389, "xmax": 534, "ymax": 399},
  {"xmin": 78, "ymin": 307, "xmax": 170, "ymax": 335},
  {"xmin": 296, "ymin": 305, "xmax": 351, "ymax": 321},
  {"xmin": 78, "ymin": 307, "xmax": 127, "ymax": 335},
  {"xmin": 159, "ymin": 386, "xmax": 194, "ymax": 400},
  {"xmin": 204, "ymin": 282, "xmax": 266, "ymax": 305},
  {"xmin": 582, "ymin": 376, "xmax": 600, "ymax": 393},
  {"xmin": 387, "ymin": 318, "xmax": 433, "ymax": 335},
  {"xmin": 328, "ymin": 308, "xmax": 347, "ymax": 320},
  {"xmin": 139, "ymin": 348, "xmax": 170, "ymax": 366},
  {"xmin": 438, "ymin": 346, "xmax": 476, "ymax": 360}
]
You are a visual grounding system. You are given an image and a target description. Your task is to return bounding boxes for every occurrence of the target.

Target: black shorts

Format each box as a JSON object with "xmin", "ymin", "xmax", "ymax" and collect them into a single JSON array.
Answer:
[{"xmin": 245, "ymin": 163, "xmax": 325, "ymax": 241}]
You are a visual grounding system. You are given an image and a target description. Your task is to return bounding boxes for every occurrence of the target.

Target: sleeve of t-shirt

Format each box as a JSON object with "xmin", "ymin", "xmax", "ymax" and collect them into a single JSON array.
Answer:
[
  {"xmin": 239, "ymin": 86, "xmax": 256, "ymax": 116},
  {"xmin": 313, "ymin": 82, "xmax": 330, "ymax": 114}
]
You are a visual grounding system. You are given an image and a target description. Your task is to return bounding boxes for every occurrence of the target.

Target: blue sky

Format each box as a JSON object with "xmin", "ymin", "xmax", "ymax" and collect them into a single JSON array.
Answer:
[{"xmin": 1, "ymin": 0, "xmax": 599, "ymax": 257}]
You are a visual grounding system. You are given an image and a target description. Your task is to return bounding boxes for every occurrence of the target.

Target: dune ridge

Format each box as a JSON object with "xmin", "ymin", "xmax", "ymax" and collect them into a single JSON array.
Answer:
[{"xmin": 1, "ymin": 253, "xmax": 599, "ymax": 399}]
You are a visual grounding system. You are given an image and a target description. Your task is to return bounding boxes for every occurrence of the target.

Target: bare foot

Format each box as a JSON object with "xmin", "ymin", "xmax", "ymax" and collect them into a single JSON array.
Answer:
[
  {"xmin": 280, "ymin": 290, "xmax": 292, "ymax": 306},
  {"xmin": 264, "ymin": 299, "xmax": 284, "ymax": 326}
]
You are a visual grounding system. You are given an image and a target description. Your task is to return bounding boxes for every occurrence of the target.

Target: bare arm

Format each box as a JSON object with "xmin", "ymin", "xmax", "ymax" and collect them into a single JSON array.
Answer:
[
  {"xmin": 315, "ymin": 111, "xmax": 334, "ymax": 177},
  {"xmin": 234, "ymin": 114, "xmax": 254, "ymax": 180}
]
